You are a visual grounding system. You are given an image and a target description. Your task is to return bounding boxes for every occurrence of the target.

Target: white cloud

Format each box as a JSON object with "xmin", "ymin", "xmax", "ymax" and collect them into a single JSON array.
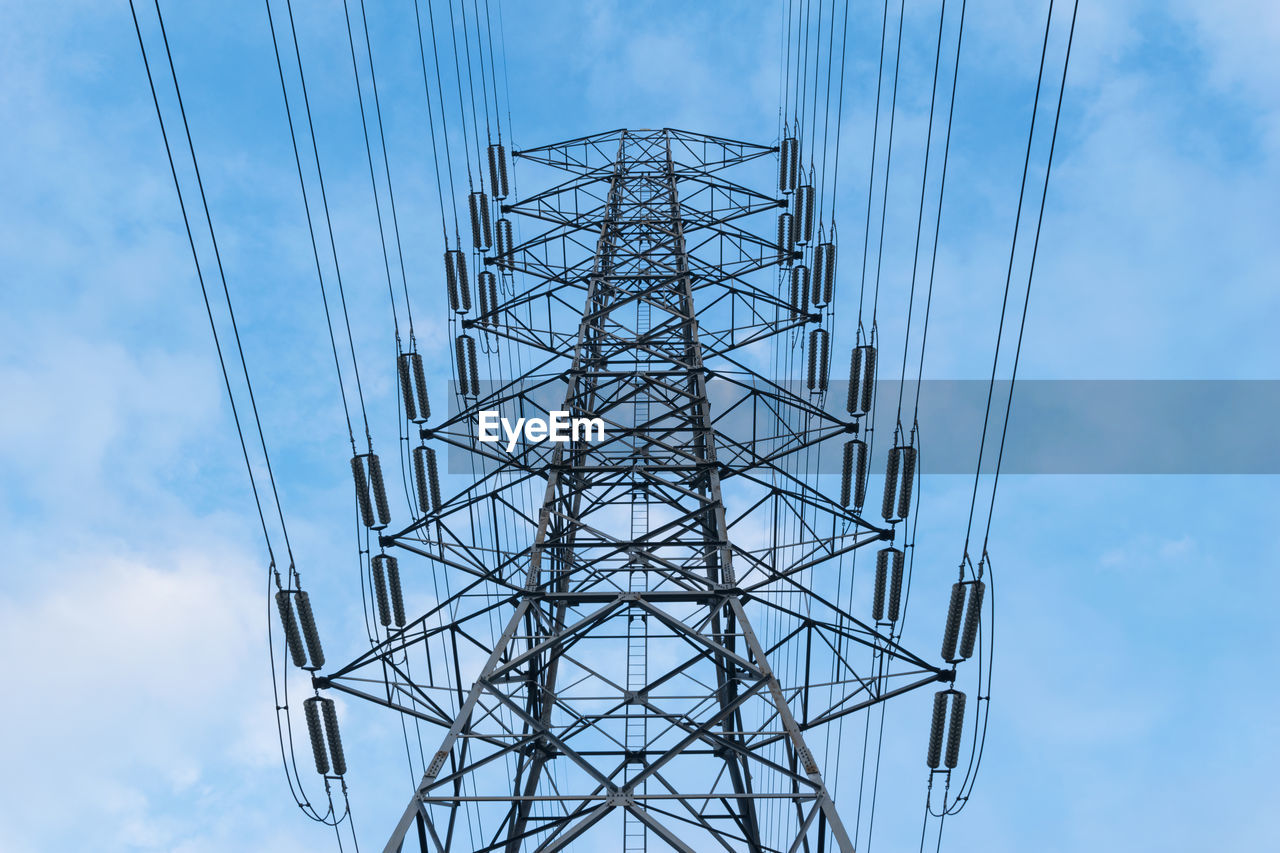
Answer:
[
  {"xmin": 0, "ymin": 546, "xmax": 301, "ymax": 851},
  {"xmin": 1172, "ymin": 0, "xmax": 1280, "ymax": 144},
  {"xmin": 3, "ymin": 0, "xmax": 1280, "ymax": 850}
]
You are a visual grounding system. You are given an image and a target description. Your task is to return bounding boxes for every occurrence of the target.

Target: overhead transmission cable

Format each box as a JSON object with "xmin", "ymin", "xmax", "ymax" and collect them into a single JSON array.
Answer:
[
  {"xmin": 481, "ymin": 0, "xmax": 504, "ymax": 143},
  {"xmin": 281, "ymin": 0, "xmax": 375, "ymax": 452},
  {"xmin": 135, "ymin": 0, "xmax": 355, "ymax": 842},
  {"xmin": 495, "ymin": 0, "xmax": 516, "ymax": 148},
  {"xmin": 980, "ymin": 0, "xmax": 1078, "ymax": 557},
  {"xmin": 910, "ymin": 0, "xmax": 968, "ymax": 426},
  {"xmin": 932, "ymin": 4, "xmax": 1077, "ymax": 850},
  {"xmin": 961, "ymin": 0, "xmax": 1077, "ymax": 562},
  {"xmin": 129, "ymin": 0, "xmax": 294, "ymax": 572},
  {"xmin": 868, "ymin": 0, "xmax": 906, "ymax": 337},
  {"xmin": 894, "ymin": 0, "xmax": 952, "ymax": 435},
  {"xmin": 470, "ymin": 0, "xmax": 494, "ymax": 145},
  {"xmin": 266, "ymin": 0, "xmax": 358, "ymax": 454},
  {"xmin": 340, "ymin": 0, "xmax": 405, "ymax": 348},
  {"xmin": 445, "ymin": 0, "xmax": 480, "ymax": 192},
  {"xmin": 262, "ymin": 0, "xmax": 373, "ymax": 832},
  {"xmin": 817, "ymin": 0, "xmax": 839, "ymax": 237},
  {"xmin": 360, "ymin": 0, "xmax": 418, "ymax": 342},
  {"xmin": 828, "ymin": 0, "xmax": 850, "ymax": 225},
  {"xmin": 856, "ymin": 0, "xmax": 891, "ymax": 340},
  {"xmin": 412, "ymin": 0, "xmax": 457, "ymax": 245}
]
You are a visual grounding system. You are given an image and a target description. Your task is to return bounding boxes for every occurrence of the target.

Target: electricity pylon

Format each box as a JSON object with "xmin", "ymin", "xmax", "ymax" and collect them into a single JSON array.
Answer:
[{"xmin": 319, "ymin": 129, "xmax": 950, "ymax": 853}]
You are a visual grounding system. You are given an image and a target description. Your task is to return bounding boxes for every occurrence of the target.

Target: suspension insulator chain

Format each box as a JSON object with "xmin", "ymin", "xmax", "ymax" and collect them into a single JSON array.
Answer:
[
  {"xmin": 940, "ymin": 581, "xmax": 966, "ymax": 662},
  {"xmin": 413, "ymin": 445, "xmax": 431, "ymax": 512},
  {"xmin": 445, "ymin": 249, "xmax": 471, "ymax": 313},
  {"xmin": 873, "ymin": 547, "xmax": 905, "ymax": 622},
  {"xmin": 275, "ymin": 588, "xmax": 325, "ymax": 671},
  {"xmin": 940, "ymin": 578, "xmax": 986, "ymax": 664},
  {"xmin": 304, "ymin": 696, "xmax": 347, "ymax": 777},
  {"xmin": 372, "ymin": 553, "xmax": 406, "ymax": 628},
  {"xmin": 371, "ymin": 554, "xmax": 390, "ymax": 627},
  {"xmin": 779, "ymin": 136, "xmax": 799, "ymax": 193},
  {"xmin": 794, "ymin": 184, "xmax": 815, "ymax": 245},
  {"xmin": 881, "ymin": 445, "xmax": 917, "ymax": 521},
  {"xmin": 444, "ymin": 251, "xmax": 458, "ymax": 311},
  {"xmin": 386, "ymin": 555, "xmax": 405, "ymax": 627},
  {"xmin": 413, "ymin": 445, "xmax": 441, "ymax": 513},
  {"xmin": 487, "ymin": 142, "xmax": 509, "ymax": 199},
  {"xmin": 926, "ymin": 690, "xmax": 948, "ymax": 769},
  {"xmin": 777, "ymin": 212, "xmax": 795, "ymax": 263},
  {"xmin": 887, "ymin": 548, "xmax": 904, "ymax": 622},
  {"xmin": 881, "ymin": 446, "xmax": 901, "ymax": 521},
  {"xmin": 873, "ymin": 548, "xmax": 889, "ymax": 621},
  {"xmin": 495, "ymin": 218, "xmax": 514, "ymax": 268},
  {"xmin": 847, "ymin": 345, "xmax": 876, "ymax": 416},
  {"xmin": 275, "ymin": 589, "xmax": 306, "ymax": 668},
  {"xmin": 477, "ymin": 270, "xmax": 498, "ymax": 321},
  {"xmin": 945, "ymin": 691, "xmax": 968, "ymax": 770},
  {"xmin": 847, "ymin": 349, "xmax": 861, "ymax": 415},
  {"xmin": 454, "ymin": 336, "xmax": 469, "ymax": 397},
  {"xmin": 959, "ymin": 580, "xmax": 986, "ymax": 660},
  {"xmin": 790, "ymin": 264, "xmax": 811, "ymax": 318},
  {"xmin": 467, "ymin": 337, "xmax": 479, "ymax": 394},
  {"xmin": 852, "ymin": 438, "xmax": 868, "ymax": 508},
  {"xmin": 806, "ymin": 328, "xmax": 829, "ymax": 392},
  {"xmin": 303, "ymin": 696, "xmax": 329, "ymax": 775},
  {"xmin": 455, "ymin": 335, "xmax": 479, "ymax": 397},
  {"xmin": 840, "ymin": 439, "xmax": 869, "ymax": 508},
  {"xmin": 926, "ymin": 690, "xmax": 968, "ymax": 770},
  {"xmin": 352, "ymin": 453, "xmax": 391, "ymax": 528},
  {"xmin": 840, "ymin": 440, "xmax": 856, "ymax": 507},
  {"xmin": 469, "ymin": 191, "xmax": 493, "ymax": 250},
  {"xmin": 398, "ymin": 351, "xmax": 430, "ymax": 424},
  {"xmin": 351, "ymin": 455, "xmax": 374, "ymax": 526},
  {"xmin": 812, "ymin": 241, "xmax": 835, "ymax": 307},
  {"xmin": 460, "ymin": 334, "xmax": 478, "ymax": 395},
  {"xmin": 897, "ymin": 445, "xmax": 917, "ymax": 519}
]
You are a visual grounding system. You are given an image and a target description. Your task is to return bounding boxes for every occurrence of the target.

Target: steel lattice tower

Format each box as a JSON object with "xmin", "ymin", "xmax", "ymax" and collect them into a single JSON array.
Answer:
[{"xmin": 321, "ymin": 129, "xmax": 950, "ymax": 853}]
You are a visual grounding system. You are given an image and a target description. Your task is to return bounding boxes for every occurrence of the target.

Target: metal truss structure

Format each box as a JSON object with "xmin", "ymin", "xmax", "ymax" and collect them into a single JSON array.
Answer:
[{"xmin": 320, "ymin": 129, "xmax": 952, "ymax": 852}]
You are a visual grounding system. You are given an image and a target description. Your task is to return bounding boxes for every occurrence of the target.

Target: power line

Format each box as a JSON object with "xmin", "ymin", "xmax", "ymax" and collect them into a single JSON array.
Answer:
[
  {"xmin": 133, "ymin": 2, "xmax": 361, "ymax": 841},
  {"xmin": 981, "ymin": 0, "xmax": 1079, "ymax": 553},
  {"xmin": 131, "ymin": 5, "xmax": 1079, "ymax": 848},
  {"xmin": 263, "ymin": 0, "xmax": 356, "ymax": 453},
  {"xmin": 357, "ymin": 0, "xmax": 418, "ymax": 341},
  {"xmin": 129, "ymin": 0, "xmax": 289, "ymax": 567},
  {"xmin": 869, "ymin": 0, "xmax": 907, "ymax": 332},
  {"xmin": 911, "ymin": 0, "xmax": 968, "ymax": 424},
  {"xmin": 895, "ymin": 0, "xmax": 953, "ymax": 433},
  {"xmin": 281, "ymin": 0, "xmax": 375, "ymax": 450},
  {"xmin": 341, "ymin": 0, "xmax": 405, "ymax": 344},
  {"xmin": 857, "ymin": 0, "xmax": 892, "ymax": 337},
  {"xmin": 962, "ymin": 0, "xmax": 1073, "ymax": 559},
  {"xmin": 412, "ymin": 0, "xmax": 456, "ymax": 244}
]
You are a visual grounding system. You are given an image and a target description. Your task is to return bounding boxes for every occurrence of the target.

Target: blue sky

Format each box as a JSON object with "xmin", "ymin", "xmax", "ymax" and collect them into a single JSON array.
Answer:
[{"xmin": 1, "ymin": 1, "xmax": 1278, "ymax": 850}]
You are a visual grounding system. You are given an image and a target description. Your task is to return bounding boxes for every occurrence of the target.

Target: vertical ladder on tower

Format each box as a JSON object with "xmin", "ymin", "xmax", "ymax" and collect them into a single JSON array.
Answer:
[{"xmin": 624, "ymin": 269, "xmax": 652, "ymax": 853}]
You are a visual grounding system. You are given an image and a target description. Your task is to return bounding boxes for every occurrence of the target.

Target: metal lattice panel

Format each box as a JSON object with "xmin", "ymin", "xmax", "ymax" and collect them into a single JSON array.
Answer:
[{"xmin": 321, "ymin": 129, "xmax": 948, "ymax": 853}]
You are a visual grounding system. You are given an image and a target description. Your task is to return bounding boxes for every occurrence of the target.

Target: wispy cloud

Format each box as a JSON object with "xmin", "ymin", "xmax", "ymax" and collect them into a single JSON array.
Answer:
[{"xmin": 4, "ymin": 0, "xmax": 1280, "ymax": 850}]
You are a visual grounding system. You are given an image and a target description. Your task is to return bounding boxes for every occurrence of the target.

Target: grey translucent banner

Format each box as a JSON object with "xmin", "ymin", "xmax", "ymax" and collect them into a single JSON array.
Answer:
[{"xmin": 441, "ymin": 380, "xmax": 1280, "ymax": 474}]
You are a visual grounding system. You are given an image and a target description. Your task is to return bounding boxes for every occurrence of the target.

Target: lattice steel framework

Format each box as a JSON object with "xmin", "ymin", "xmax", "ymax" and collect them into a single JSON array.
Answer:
[{"xmin": 320, "ymin": 129, "xmax": 950, "ymax": 853}]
